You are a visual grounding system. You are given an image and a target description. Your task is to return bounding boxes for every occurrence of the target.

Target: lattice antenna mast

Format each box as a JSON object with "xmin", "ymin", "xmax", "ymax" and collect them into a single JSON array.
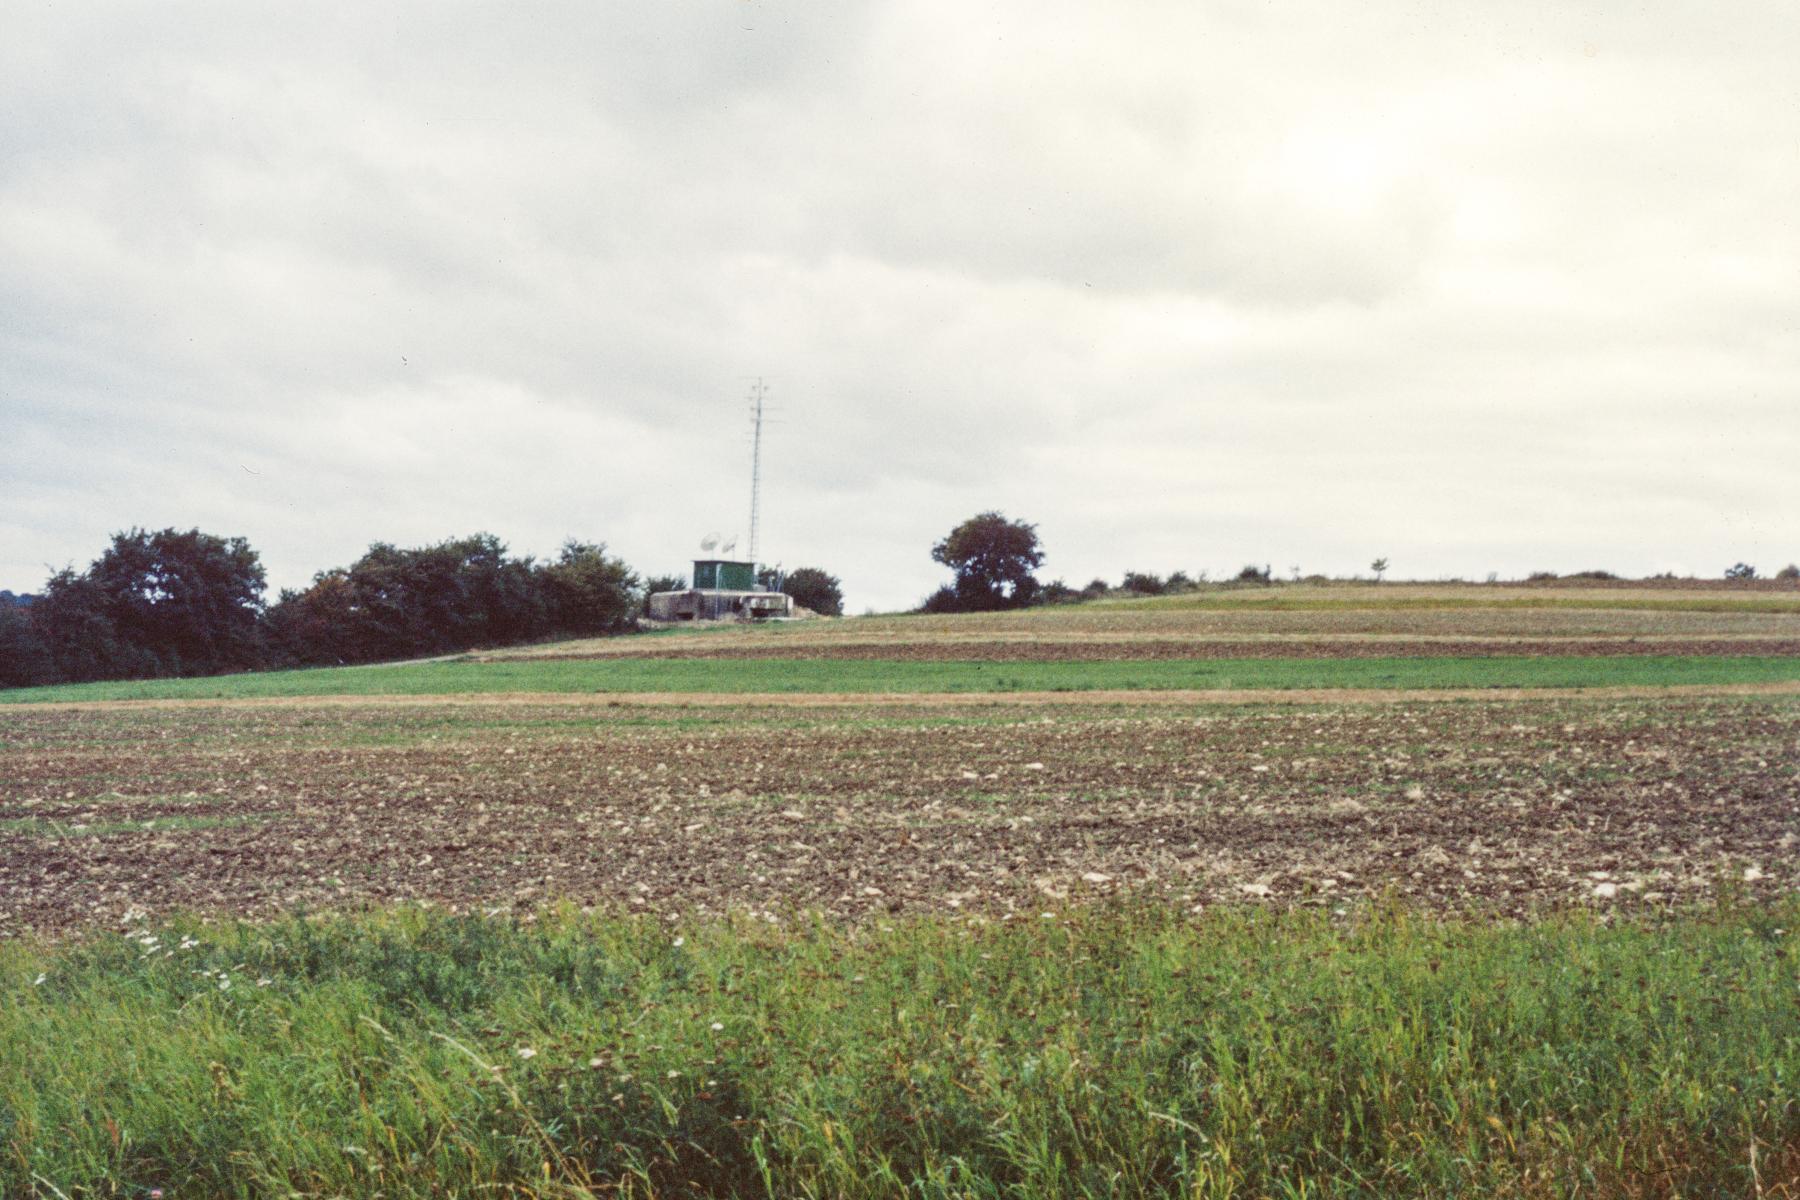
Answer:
[{"xmin": 747, "ymin": 378, "xmax": 767, "ymax": 564}]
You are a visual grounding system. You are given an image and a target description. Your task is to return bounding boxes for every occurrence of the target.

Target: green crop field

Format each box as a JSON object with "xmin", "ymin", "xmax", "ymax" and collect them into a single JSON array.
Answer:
[{"xmin": 5, "ymin": 652, "xmax": 1800, "ymax": 704}]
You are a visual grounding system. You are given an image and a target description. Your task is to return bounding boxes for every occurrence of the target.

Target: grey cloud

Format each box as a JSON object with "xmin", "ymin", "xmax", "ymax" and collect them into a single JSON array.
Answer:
[{"xmin": 3, "ymin": 1, "xmax": 1797, "ymax": 612}]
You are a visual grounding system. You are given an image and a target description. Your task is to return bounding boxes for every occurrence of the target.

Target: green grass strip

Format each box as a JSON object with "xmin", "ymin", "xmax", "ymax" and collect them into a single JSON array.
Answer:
[
  {"xmin": 4, "ymin": 654, "xmax": 1800, "ymax": 704},
  {"xmin": 4, "ymin": 901, "xmax": 1797, "ymax": 1197}
]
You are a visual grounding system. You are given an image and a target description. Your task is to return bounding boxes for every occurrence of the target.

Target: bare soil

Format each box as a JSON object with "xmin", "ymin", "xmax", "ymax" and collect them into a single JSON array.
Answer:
[{"xmin": 3, "ymin": 695, "xmax": 1795, "ymax": 935}]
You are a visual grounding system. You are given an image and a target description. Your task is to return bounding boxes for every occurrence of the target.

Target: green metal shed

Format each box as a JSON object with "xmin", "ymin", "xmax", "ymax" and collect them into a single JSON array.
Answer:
[{"xmin": 693, "ymin": 559, "xmax": 757, "ymax": 591}]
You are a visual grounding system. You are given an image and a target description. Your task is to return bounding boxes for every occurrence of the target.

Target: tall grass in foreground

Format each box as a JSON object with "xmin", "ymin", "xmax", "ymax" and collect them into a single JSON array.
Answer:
[{"xmin": 4, "ymin": 901, "xmax": 1798, "ymax": 1198}]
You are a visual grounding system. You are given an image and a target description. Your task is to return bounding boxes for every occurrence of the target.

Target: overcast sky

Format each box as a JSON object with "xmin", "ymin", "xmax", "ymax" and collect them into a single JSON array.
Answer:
[{"xmin": 3, "ymin": 2, "xmax": 1796, "ymax": 612}]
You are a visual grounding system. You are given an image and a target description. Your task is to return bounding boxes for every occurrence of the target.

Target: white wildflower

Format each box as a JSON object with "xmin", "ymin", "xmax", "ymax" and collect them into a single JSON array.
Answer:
[{"xmin": 516, "ymin": 1047, "xmax": 537, "ymax": 1060}]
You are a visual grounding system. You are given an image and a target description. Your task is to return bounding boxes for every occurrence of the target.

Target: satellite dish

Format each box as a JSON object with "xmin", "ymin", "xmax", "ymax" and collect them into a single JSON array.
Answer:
[
  {"xmin": 700, "ymin": 532, "xmax": 720, "ymax": 552},
  {"xmin": 720, "ymin": 536, "xmax": 739, "ymax": 556}
]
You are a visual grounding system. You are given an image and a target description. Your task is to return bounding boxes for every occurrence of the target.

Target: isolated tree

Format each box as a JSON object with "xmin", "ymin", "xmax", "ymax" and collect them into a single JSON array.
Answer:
[
  {"xmin": 782, "ymin": 567, "xmax": 844, "ymax": 616},
  {"xmin": 1725, "ymin": 562, "xmax": 1758, "ymax": 581},
  {"xmin": 783, "ymin": 567, "xmax": 842, "ymax": 614},
  {"xmin": 930, "ymin": 512, "xmax": 1044, "ymax": 611},
  {"xmin": 1777, "ymin": 564, "xmax": 1800, "ymax": 581},
  {"xmin": 1121, "ymin": 571, "xmax": 1165, "ymax": 595},
  {"xmin": 1371, "ymin": 557, "xmax": 1390, "ymax": 583}
]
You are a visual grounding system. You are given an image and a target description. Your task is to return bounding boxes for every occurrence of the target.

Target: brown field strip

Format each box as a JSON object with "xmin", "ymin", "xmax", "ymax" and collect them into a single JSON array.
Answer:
[
  {"xmin": 487, "ymin": 637, "xmax": 1800, "ymax": 663},
  {"xmin": 2, "ymin": 691, "xmax": 1796, "ymax": 934}
]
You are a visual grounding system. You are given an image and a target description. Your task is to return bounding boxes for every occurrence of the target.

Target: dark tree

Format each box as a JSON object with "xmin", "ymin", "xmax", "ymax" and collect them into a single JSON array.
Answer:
[
  {"xmin": 642, "ymin": 574, "xmax": 687, "ymax": 597},
  {"xmin": 1121, "ymin": 571, "xmax": 1165, "ymax": 595},
  {"xmin": 265, "ymin": 573, "xmax": 360, "ymax": 665},
  {"xmin": 1725, "ymin": 562, "xmax": 1758, "ymax": 581},
  {"xmin": 782, "ymin": 567, "xmax": 844, "ymax": 616},
  {"xmin": 28, "ymin": 568, "xmax": 130, "ymax": 681},
  {"xmin": 538, "ymin": 541, "xmax": 638, "ymax": 635},
  {"xmin": 270, "ymin": 533, "xmax": 552, "ymax": 665},
  {"xmin": 929, "ymin": 512, "xmax": 1044, "ymax": 611},
  {"xmin": 84, "ymin": 528, "xmax": 267, "ymax": 677},
  {"xmin": 0, "ymin": 604, "xmax": 57, "ymax": 688}
]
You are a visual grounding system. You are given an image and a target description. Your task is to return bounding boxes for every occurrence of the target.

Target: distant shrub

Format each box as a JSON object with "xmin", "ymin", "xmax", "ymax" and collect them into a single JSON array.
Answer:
[
  {"xmin": 1079, "ymin": 578, "xmax": 1110, "ymax": 600},
  {"xmin": 1165, "ymin": 571, "xmax": 1194, "ymax": 592},
  {"xmin": 1121, "ymin": 571, "xmax": 1165, "ymax": 595},
  {"xmin": 642, "ymin": 574, "xmax": 686, "ymax": 596},
  {"xmin": 1038, "ymin": 579, "xmax": 1079, "ymax": 604},
  {"xmin": 1776, "ymin": 564, "xmax": 1800, "ymax": 581},
  {"xmin": 1725, "ymin": 563, "xmax": 1758, "ymax": 581},
  {"xmin": 1235, "ymin": 564, "xmax": 1272, "ymax": 584},
  {"xmin": 920, "ymin": 585, "xmax": 961, "ymax": 613},
  {"xmin": 1565, "ymin": 570, "xmax": 1618, "ymax": 581},
  {"xmin": 1526, "ymin": 571, "xmax": 1560, "ymax": 582}
]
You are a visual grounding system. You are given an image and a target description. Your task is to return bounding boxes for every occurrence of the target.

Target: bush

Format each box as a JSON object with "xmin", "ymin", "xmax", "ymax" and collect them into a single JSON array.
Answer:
[
  {"xmin": 1725, "ymin": 562, "xmax": 1758, "ymax": 581},
  {"xmin": 1235, "ymin": 564, "xmax": 1272, "ymax": 584},
  {"xmin": 1776, "ymin": 564, "xmax": 1799, "ymax": 581},
  {"xmin": 920, "ymin": 585, "xmax": 961, "ymax": 613},
  {"xmin": 1121, "ymin": 571, "xmax": 1165, "ymax": 595},
  {"xmin": 642, "ymin": 574, "xmax": 686, "ymax": 597},
  {"xmin": 783, "ymin": 567, "xmax": 844, "ymax": 616}
]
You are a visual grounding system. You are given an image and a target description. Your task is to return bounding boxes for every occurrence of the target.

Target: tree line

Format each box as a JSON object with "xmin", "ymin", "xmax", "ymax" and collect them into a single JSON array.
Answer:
[
  {"xmin": 915, "ymin": 512, "xmax": 1799, "ymax": 612},
  {"xmin": 0, "ymin": 529, "xmax": 845, "ymax": 689}
]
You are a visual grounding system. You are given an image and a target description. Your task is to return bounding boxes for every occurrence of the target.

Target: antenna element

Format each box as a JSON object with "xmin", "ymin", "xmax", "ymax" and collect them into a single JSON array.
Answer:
[{"xmin": 747, "ymin": 378, "xmax": 767, "ymax": 563}]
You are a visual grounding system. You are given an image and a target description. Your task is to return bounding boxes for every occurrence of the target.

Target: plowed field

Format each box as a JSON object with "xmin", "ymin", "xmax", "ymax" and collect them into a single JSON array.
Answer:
[{"xmin": 3, "ymin": 694, "xmax": 1795, "ymax": 934}]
